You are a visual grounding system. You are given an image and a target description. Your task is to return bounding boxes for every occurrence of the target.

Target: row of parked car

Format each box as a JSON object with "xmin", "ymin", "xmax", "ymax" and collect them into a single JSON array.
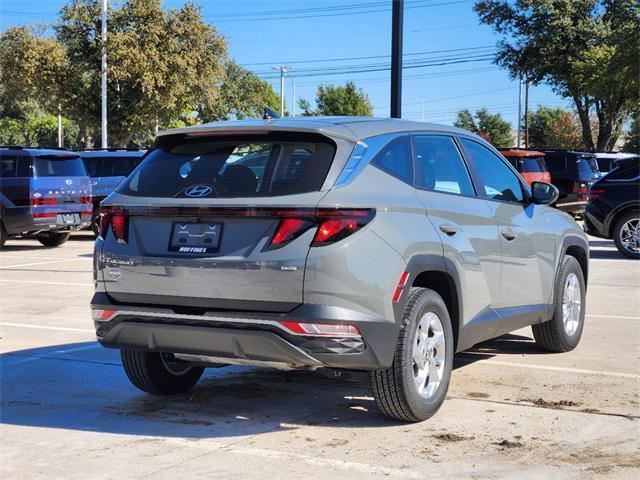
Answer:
[{"xmin": 0, "ymin": 143, "xmax": 638, "ymax": 257}]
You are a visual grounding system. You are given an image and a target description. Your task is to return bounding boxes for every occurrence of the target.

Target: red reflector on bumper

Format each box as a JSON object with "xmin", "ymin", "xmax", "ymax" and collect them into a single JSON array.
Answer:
[{"xmin": 279, "ymin": 321, "xmax": 361, "ymax": 337}]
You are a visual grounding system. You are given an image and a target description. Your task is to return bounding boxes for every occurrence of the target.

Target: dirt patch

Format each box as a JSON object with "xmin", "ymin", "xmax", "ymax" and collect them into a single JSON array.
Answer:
[
  {"xmin": 324, "ymin": 438, "xmax": 349, "ymax": 448},
  {"xmin": 466, "ymin": 392, "xmax": 490, "ymax": 398},
  {"xmin": 580, "ymin": 408, "xmax": 601, "ymax": 414},
  {"xmin": 518, "ymin": 397, "xmax": 581, "ymax": 409},
  {"xmin": 493, "ymin": 439, "xmax": 524, "ymax": 449},
  {"xmin": 432, "ymin": 433, "xmax": 474, "ymax": 443}
]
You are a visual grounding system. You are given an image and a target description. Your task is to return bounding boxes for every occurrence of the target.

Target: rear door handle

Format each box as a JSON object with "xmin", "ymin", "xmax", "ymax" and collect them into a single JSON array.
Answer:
[
  {"xmin": 501, "ymin": 229, "xmax": 517, "ymax": 241},
  {"xmin": 439, "ymin": 224, "xmax": 458, "ymax": 236}
]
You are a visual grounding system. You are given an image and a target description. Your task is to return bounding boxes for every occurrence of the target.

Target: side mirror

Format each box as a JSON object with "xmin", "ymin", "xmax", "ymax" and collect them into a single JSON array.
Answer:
[{"xmin": 531, "ymin": 181, "xmax": 559, "ymax": 205}]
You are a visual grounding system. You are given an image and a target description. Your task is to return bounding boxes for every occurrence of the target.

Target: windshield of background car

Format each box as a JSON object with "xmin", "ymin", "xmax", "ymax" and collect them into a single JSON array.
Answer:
[
  {"xmin": 118, "ymin": 133, "xmax": 336, "ymax": 198},
  {"xmin": 578, "ymin": 157, "xmax": 601, "ymax": 180},
  {"xmin": 522, "ymin": 157, "xmax": 547, "ymax": 173},
  {"xmin": 33, "ymin": 155, "xmax": 86, "ymax": 177}
]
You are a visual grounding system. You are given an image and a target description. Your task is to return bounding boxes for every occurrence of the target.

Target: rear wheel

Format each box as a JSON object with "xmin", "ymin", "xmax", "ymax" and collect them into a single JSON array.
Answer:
[
  {"xmin": 370, "ymin": 288, "xmax": 454, "ymax": 422},
  {"xmin": 121, "ymin": 350, "xmax": 204, "ymax": 395},
  {"xmin": 613, "ymin": 212, "xmax": 640, "ymax": 260},
  {"xmin": 532, "ymin": 255, "xmax": 585, "ymax": 352},
  {"xmin": 0, "ymin": 221, "xmax": 7, "ymax": 248},
  {"xmin": 35, "ymin": 231, "xmax": 70, "ymax": 247}
]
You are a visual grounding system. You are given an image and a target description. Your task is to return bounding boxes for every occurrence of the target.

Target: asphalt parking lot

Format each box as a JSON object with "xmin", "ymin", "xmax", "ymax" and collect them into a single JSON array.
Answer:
[{"xmin": 1, "ymin": 231, "xmax": 638, "ymax": 479}]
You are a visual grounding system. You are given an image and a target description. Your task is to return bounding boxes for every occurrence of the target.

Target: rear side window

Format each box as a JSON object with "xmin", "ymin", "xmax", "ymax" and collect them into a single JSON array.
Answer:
[
  {"xmin": 461, "ymin": 139, "xmax": 524, "ymax": 203},
  {"xmin": 33, "ymin": 156, "xmax": 86, "ymax": 177},
  {"xmin": 82, "ymin": 157, "xmax": 102, "ymax": 177},
  {"xmin": 0, "ymin": 155, "xmax": 17, "ymax": 177},
  {"xmin": 119, "ymin": 134, "xmax": 336, "ymax": 198},
  {"xmin": 578, "ymin": 157, "xmax": 600, "ymax": 180},
  {"xmin": 412, "ymin": 136, "xmax": 474, "ymax": 196},
  {"xmin": 111, "ymin": 157, "xmax": 140, "ymax": 177},
  {"xmin": 371, "ymin": 136, "xmax": 413, "ymax": 185},
  {"xmin": 606, "ymin": 161, "xmax": 640, "ymax": 180},
  {"xmin": 522, "ymin": 157, "xmax": 546, "ymax": 173}
]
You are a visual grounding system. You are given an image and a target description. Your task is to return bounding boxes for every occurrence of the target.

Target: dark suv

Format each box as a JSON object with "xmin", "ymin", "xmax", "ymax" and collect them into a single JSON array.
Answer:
[
  {"xmin": 79, "ymin": 149, "xmax": 146, "ymax": 234},
  {"xmin": 0, "ymin": 147, "xmax": 92, "ymax": 247},
  {"xmin": 540, "ymin": 150, "xmax": 601, "ymax": 216},
  {"xmin": 585, "ymin": 156, "xmax": 639, "ymax": 259}
]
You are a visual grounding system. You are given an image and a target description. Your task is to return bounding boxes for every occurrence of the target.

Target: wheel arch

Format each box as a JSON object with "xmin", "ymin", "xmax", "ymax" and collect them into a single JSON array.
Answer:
[
  {"xmin": 607, "ymin": 203, "xmax": 640, "ymax": 237},
  {"xmin": 561, "ymin": 235, "xmax": 589, "ymax": 288},
  {"xmin": 400, "ymin": 255, "xmax": 462, "ymax": 352}
]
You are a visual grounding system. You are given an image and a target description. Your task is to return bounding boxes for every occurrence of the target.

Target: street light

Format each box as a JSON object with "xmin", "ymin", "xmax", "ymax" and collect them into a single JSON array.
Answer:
[{"xmin": 271, "ymin": 65, "xmax": 292, "ymax": 117}]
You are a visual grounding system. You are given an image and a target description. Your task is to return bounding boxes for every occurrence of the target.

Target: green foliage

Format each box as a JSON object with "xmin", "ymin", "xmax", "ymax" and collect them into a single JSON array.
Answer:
[
  {"xmin": 623, "ymin": 113, "xmax": 640, "ymax": 153},
  {"xmin": 299, "ymin": 81, "xmax": 373, "ymax": 117},
  {"xmin": 454, "ymin": 108, "xmax": 513, "ymax": 147},
  {"xmin": 200, "ymin": 61, "xmax": 280, "ymax": 122},
  {"xmin": 475, "ymin": 0, "xmax": 640, "ymax": 151},
  {"xmin": 0, "ymin": 118, "xmax": 25, "ymax": 145},
  {"xmin": 528, "ymin": 106, "xmax": 584, "ymax": 150}
]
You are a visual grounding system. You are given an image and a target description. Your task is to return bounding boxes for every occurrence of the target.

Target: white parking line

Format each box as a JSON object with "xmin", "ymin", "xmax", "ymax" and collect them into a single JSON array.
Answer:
[
  {"xmin": 587, "ymin": 313, "xmax": 640, "ymax": 320},
  {"xmin": 0, "ymin": 255, "xmax": 88, "ymax": 261},
  {"xmin": 4, "ymin": 343, "xmax": 102, "ymax": 365},
  {"xmin": 0, "ymin": 258, "xmax": 89, "ymax": 269},
  {"xmin": 0, "ymin": 322, "xmax": 94, "ymax": 333},
  {"xmin": 0, "ymin": 278, "xmax": 92, "ymax": 287},
  {"xmin": 464, "ymin": 357, "xmax": 640, "ymax": 379}
]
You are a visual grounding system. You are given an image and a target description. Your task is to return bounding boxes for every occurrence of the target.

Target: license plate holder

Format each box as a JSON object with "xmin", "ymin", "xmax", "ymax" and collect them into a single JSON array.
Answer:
[
  {"xmin": 169, "ymin": 222, "xmax": 222, "ymax": 253},
  {"xmin": 57, "ymin": 213, "xmax": 79, "ymax": 225}
]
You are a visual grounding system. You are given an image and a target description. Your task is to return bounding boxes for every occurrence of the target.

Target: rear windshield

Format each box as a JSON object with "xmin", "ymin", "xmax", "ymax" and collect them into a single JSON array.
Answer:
[
  {"xmin": 119, "ymin": 133, "xmax": 336, "ymax": 198},
  {"xmin": 34, "ymin": 155, "xmax": 86, "ymax": 177},
  {"xmin": 521, "ymin": 157, "xmax": 547, "ymax": 173},
  {"xmin": 578, "ymin": 157, "xmax": 601, "ymax": 180}
]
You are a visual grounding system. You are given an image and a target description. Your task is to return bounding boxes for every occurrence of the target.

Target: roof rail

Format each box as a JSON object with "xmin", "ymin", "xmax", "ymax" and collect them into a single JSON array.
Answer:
[
  {"xmin": 78, "ymin": 147, "xmax": 146, "ymax": 152},
  {"xmin": 0, "ymin": 145, "xmax": 24, "ymax": 150}
]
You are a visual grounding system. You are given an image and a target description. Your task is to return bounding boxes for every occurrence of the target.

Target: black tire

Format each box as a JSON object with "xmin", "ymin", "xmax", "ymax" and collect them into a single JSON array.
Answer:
[
  {"xmin": 370, "ymin": 288, "xmax": 454, "ymax": 422},
  {"xmin": 35, "ymin": 231, "xmax": 70, "ymax": 247},
  {"xmin": 121, "ymin": 350, "xmax": 204, "ymax": 395},
  {"xmin": 0, "ymin": 221, "xmax": 7, "ymax": 248},
  {"xmin": 532, "ymin": 255, "xmax": 586, "ymax": 352},
  {"xmin": 612, "ymin": 211, "xmax": 640, "ymax": 260}
]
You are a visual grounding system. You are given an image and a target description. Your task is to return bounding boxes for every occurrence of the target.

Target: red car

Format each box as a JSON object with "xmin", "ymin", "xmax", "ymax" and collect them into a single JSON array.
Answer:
[{"xmin": 499, "ymin": 149, "xmax": 552, "ymax": 187}]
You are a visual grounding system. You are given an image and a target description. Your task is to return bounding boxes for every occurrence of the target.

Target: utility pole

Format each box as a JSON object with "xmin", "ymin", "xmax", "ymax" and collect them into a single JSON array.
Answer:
[
  {"xmin": 390, "ymin": 0, "xmax": 403, "ymax": 118},
  {"xmin": 517, "ymin": 75, "xmax": 522, "ymax": 148},
  {"xmin": 101, "ymin": 0, "xmax": 108, "ymax": 149},
  {"xmin": 272, "ymin": 66, "xmax": 292, "ymax": 117},
  {"xmin": 524, "ymin": 77, "xmax": 530, "ymax": 148},
  {"xmin": 291, "ymin": 76, "xmax": 296, "ymax": 117},
  {"xmin": 57, "ymin": 104, "xmax": 63, "ymax": 148},
  {"xmin": 421, "ymin": 99, "xmax": 425, "ymax": 122}
]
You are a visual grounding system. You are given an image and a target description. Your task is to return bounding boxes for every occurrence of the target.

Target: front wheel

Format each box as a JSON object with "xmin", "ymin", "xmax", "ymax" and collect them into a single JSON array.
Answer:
[
  {"xmin": 35, "ymin": 231, "xmax": 70, "ymax": 247},
  {"xmin": 613, "ymin": 212, "xmax": 640, "ymax": 260},
  {"xmin": 121, "ymin": 350, "xmax": 204, "ymax": 395},
  {"xmin": 532, "ymin": 255, "xmax": 586, "ymax": 352},
  {"xmin": 370, "ymin": 288, "xmax": 454, "ymax": 422}
]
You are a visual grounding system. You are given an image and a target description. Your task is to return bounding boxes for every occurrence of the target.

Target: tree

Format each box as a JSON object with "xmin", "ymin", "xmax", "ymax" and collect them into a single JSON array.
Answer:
[
  {"xmin": 200, "ymin": 61, "xmax": 280, "ymax": 122},
  {"xmin": 475, "ymin": 0, "xmax": 640, "ymax": 152},
  {"xmin": 623, "ymin": 112, "xmax": 640, "ymax": 153},
  {"xmin": 454, "ymin": 108, "xmax": 513, "ymax": 147},
  {"xmin": 299, "ymin": 81, "xmax": 373, "ymax": 116},
  {"xmin": 528, "ymin": 106, "xmax": 584, "ymax": 150}
]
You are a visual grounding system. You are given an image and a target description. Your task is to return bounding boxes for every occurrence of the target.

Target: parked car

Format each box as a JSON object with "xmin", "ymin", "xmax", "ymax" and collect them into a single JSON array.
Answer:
[
  {"xmin": 538, "ymin": 149, "xmax": 601, "ymax": 216},
  {"xmin": 79, "ymin": 149, "xmax": 146, "ymax": 234},
  {"xmin": 91, "ymin": 117, "xmax": 589, "ymax": 422},
  {"xmin": 585, "ymin": 156, "xmax": 639, "ymax": 259},
  {"xmin": 593, "ymin": 152, "xmax": 638, "ymax": 174},
  {"xmin": 499, "ymin": 149, "xmax": 552, "ymax": 187},
  {"xmin": 0, "ymin": 147, "xmax": 92, "ymax": 247}
]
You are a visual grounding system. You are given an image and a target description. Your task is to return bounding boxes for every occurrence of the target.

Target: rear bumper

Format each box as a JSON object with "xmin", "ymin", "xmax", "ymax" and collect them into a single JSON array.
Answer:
[{"xmin": 91, "ymin": 292, "xmax": 398, "ymax": 370}]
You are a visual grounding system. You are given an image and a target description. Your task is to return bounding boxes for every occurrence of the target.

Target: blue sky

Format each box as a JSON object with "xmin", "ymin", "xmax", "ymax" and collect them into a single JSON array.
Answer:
[{"xmin": 0, "ymin": 0, "xmax": 572, "ymax": 127}]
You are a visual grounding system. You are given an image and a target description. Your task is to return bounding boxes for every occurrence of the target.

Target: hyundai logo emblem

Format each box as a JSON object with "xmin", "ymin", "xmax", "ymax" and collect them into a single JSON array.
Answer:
[
  {"xmin": 184, "ymin": 185, "xmax": 214, "ymax": 198},
  {"xmin": 65, "ymin": 179, "xmax": 73, "ymax": 186}
]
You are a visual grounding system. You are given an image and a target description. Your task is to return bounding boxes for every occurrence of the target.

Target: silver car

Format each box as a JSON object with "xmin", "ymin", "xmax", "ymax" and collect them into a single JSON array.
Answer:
[{"xmin": 91, "ymin": 117, "xmax": 589, "ymax": 422}]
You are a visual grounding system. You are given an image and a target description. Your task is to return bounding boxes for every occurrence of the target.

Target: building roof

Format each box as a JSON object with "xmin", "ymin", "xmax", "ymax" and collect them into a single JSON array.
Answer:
[{"xmin": 157, "ymin": 116, "xmax": 474, "ymax": 142}]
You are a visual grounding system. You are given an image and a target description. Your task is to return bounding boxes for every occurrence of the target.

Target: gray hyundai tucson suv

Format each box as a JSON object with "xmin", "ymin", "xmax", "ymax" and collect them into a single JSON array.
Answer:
[{"xmin": 91, "ymin": 117, "xmax": 589, "ymax": 422}]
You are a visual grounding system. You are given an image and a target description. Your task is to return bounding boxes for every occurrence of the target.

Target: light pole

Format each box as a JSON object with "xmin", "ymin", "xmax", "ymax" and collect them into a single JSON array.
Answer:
[
  {"xmin": 517, "ymin": 75, "xmax": 522, "ymax": 148},
  {"xmin": 290, "ymin": 76, "xmax": 296, "ymax": 117},
  {"xmin": 390, "ymin": 0, "xmax": 403, "ymax": 118},
  {"xmin": 101, "ymin": 0, "xmax": 108, "ymax": 148},
  {"xmin": 272, "ymin": 65, "xmax": 292, "ymax": 117},
  {"xmin": 57, "ymin": 104, "xmax": 63, "ymax": 148}
]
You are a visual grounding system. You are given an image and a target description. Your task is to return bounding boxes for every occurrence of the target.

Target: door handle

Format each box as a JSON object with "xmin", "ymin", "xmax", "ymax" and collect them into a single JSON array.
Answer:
[
  {"xmin": 501, "ymin": 229, "xmax": 517, "ymax": 241},
  {"xmin": 439, "ymin": 224, "xmax": 458, "ymax": 236}
]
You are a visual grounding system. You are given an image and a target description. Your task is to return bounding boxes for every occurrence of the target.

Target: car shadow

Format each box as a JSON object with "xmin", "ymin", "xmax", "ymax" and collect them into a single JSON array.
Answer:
[
  {"xmin": 453, "ymin": 333, "xmax": 542, "ymax": 368},
  {"xmin": 589, "ymin": 249, "xmax": 625, "ymax": 260},
  {"xmin": 0, "ymin": 333, "xmax": 550, "ymax": 438}
]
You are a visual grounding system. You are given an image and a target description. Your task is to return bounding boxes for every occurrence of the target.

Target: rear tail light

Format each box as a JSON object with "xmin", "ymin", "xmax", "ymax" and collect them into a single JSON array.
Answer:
[
  {"xmin": 98, "ymin": 207, "xmax": 128, "ymax": 243},
  {"xmin": 271, "ymin": 218, "xmax": 314, "ymax": 247},
  {"xmin": 574, "ymin": 182, "xmax": 589, "ymax": 201},
  {"xmin": 279, "ymin": 321, "xmax": 361, "ymax": 337},
  {"xmin": 32, "ymin": 197, "xmax": 57, "ymax": 218},
  {"xmin": 80, "ymin": 196, "xmax": 92, "ymax": 205}
]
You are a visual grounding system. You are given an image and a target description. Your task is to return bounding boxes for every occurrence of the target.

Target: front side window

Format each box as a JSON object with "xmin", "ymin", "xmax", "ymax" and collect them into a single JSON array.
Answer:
[
  {"xmin": 461, "ymin": 139, "xmax": 524, "ymax": 203},
  {"xmin": 412, "ymin": 135, "xmax": 475, "ymax": 196},
  {"xmin": 371, "ymin": 136, "xmax": 413, "ymax": 185},
  {"xmin": 119, "ymin": 133, "xmax": 336, "ymax": 198}
]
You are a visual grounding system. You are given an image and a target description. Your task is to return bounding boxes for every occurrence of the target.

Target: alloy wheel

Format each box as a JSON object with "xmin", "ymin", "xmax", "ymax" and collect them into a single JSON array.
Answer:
[{"xmin": 412, "ymin": 312, "xmax": 446, "ymax": 399}]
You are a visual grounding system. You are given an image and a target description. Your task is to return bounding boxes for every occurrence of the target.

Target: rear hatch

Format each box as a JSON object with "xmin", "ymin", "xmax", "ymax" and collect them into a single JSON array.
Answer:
[
  {"xmin": 31, "ymin": 154, "xmax": 92, "ymax": 224},
  {"xmin": 98, "ymin": 131, "xmax": 365, "ymax": 312}
]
